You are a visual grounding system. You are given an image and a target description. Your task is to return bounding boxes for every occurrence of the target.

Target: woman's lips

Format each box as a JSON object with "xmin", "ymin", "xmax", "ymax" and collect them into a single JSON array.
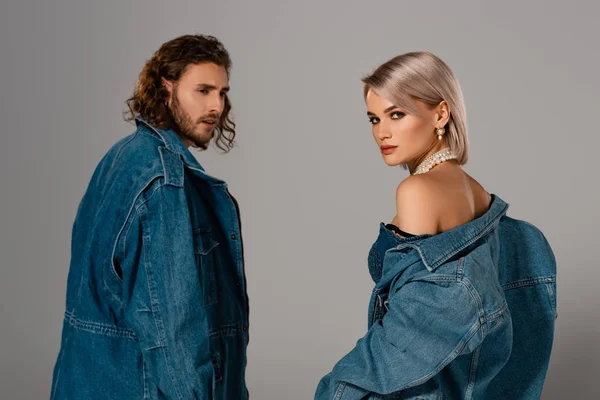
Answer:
[{"xmin": 381, "ymin": 145, "xmax": 397, "ymax": 155}]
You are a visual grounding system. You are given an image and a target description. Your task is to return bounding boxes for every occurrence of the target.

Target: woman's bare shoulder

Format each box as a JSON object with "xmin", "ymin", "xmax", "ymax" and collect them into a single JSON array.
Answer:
[{"xmin": 394, "ymin": 174, "xmax": 444, "ymax": 235}]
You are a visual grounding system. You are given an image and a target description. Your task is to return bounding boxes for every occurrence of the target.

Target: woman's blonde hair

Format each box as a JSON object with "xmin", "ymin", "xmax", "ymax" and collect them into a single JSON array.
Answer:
[{"xmin": 362, "ymin": 52, "xmax": 468, "ymax": 164}]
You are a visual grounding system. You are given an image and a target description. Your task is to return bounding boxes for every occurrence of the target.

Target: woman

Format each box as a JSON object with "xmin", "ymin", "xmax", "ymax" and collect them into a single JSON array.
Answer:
[{"xmin": 315, "ymin": 52, "xmax": 556, "ymax": 399}]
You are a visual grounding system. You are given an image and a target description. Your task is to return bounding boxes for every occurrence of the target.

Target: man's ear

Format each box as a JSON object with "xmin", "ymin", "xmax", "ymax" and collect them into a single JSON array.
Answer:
[{"xmin": 162, "ymin": 77, "xmax": 174, "ymax": 96}]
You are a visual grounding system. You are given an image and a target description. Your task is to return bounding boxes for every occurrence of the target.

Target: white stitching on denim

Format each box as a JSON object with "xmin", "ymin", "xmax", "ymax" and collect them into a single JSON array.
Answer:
[
  {"xmin": 420, "ymin": 203, "xmax": 509, "ymax": 271},
  {"xmin": 113, "ymin": 128, "xmax": 141, "ymax": 161},
  {"xmin": 501, "ymin": 276, "xmax": 555, "ymax": 291},
  {"xmin": 480, "ymin": 302, "xmax": 509, "ymax": 324},
  {"xmin": 459, "ymin": 278, "xmax": 485, "ymax": 320},
  {"xmin": 64, "ymin": 311, "xmax": 137, "ymax": 340},
  {"xmin": 139, "ymin": 203, "xmax": 184, "ymax": 400},
  {"xmin": 135, "ymin": 181, "xmax": 168, "ymax": 211},
  {"xmin": 404, "ymin": 317, "xmax": 482, "ymax": 389},
  {"xmin": 142, "ymin": 359, "xmax": 149, "ymax": 399},
  {"xmin": 108, "ymin": 174, "xmax": 163, "ymax": 288},
  {"xmin": 334, "ymin": 382, "xmax": 347, "ymax": 400},
  {"xmin": 429, "ymin": 208, "xmax": 507, "ymax": 270},
  {"xmin": 380, "ymin": 281, "xmax": 483, "ymax": 391},
  {"xmin": 456, "ymin": 257, "xmax": 465, "ymax": 278},
  {"xmin": 465, "ymin": 346, "xmax": 481, "ymax": 399},
  {"xmin": 159, "ymin": 146, "xmax": 184, "ymax": 188},
  {"xmin": 546, "ymin": 282, "xmax": 557, "ymax": 319},
  {"xmin": 137, "ymin": 119, "xmax": 172, "ymax": 150}
]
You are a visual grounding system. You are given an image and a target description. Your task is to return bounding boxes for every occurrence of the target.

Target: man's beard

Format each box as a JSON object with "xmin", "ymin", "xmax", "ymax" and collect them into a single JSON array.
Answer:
[{"xmin": 170, "ymin": 90, "xmax": 218, "ymax": 150}]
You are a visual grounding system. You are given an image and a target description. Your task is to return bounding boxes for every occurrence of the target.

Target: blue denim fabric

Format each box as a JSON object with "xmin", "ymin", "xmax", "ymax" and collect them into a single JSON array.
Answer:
[
  {"xmin": 51, "ymin": 118, "xmax": 249, "ymax": 399},
  {"xmin": 316, "ymin": 195, "xmax": 556, "ymax": 399}
]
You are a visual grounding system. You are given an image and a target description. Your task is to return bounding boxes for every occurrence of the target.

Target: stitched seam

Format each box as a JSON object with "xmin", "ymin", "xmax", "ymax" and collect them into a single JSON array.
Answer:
[
  {"xmin": 135, "ymin": 182, "xmax": 168, "ymax": 211},
  {"xmin": 460, "ymin": 278, "xmax": 485, "ymax": 320},
  {"xmin": 334, "ymin": 382, "xmax": 347, "ymax": 400},
  {"xmin": 137, "ymin": 129, "xmax": 163, "ymax": 141},
  {"xmin": 481, "ymin": 302, "xmax": 509, "ymax": 324},
  {"xmin": 418, "ymin": 275, "xmax": 460, "ymax": 283},
  {"xmin": 413, "ymin": 245, "xmax": 432, "ymax": 271},
  {"xmin": 113, "ymin": 129, "xmax": 141, "ymax": 160},
  {"xmin": 159, "ymin": 147, "xmax": 183, "ymax": 187},
  {"xmin": 546, "ymin": 283, "xmax": 557, "ymax": 319},
  {"xmin": 137, "ymin": 119, "xmax": 171, "ymax": 148},
  {"xmin": 456, "ymin": 257, "xmax": 465, "ymax": 278},
  {"xmin": 138, "ymin": 119, "xmax": 214, "ymax": 179},
  {"xmin": 422, "ymin": 203, "xmax": 508, "ymax": 270},
  {"xmin": 430, "ymin": 211, "xmax": 505, "ymax": 269},
  {"xmin": 121, "ymin": 214, "xmax": 136, "ymax": 259},
  {"xmin": 64, "ymin": 311, "xmax": 137, "ymax": 340},
  {"xmin": 502, "ymin": 276, "xmax": 555, "ymax": 291},
  {"xmin": 209, "ymin": 325, "xmax": 238, "ymax": 338},
  {"xmin": 397, "ymin": 281, "xmax": 483, "ymax": 389},
  {"xmin": 465, "ymin": 346, "xmax": 480, "ymax": 399},
  {"xmin": 139, "ymin": 204, "xmax": 184, "ymax": 400},
  {"xmin": 404, "ymin": 317, "xmax": 481, "ymax": 388},
  {"xmin": 108, "ymin": 174, "xmax": 163, "ymax": 287}
]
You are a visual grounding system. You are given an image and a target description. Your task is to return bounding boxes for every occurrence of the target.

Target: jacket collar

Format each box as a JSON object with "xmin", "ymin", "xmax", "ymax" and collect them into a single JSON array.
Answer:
[
  {"xmin": 135, "ymin": 117, "xmax": 205, "ymax": 171},
  {"xmin": 394, "ymin": 194, "xmax": 509, "ymax": 272}
]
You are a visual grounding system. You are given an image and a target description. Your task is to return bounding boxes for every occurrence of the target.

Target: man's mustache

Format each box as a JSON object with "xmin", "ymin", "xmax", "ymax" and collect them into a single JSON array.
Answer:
[{"xmin": 197, "ymin": 113, "xmax": 221, "ymax": 123}]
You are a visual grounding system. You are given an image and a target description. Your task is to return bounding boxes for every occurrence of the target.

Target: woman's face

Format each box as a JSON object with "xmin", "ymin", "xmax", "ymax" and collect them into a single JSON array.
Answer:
[{"xmin": 366, "ymin": 89, "xmax": 447, "ymax": 168}]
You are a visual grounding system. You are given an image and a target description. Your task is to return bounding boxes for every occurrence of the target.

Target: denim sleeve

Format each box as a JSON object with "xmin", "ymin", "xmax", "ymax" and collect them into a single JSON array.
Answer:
[
  {"xmin": 315, "ymin": 278, "xmax": 482, "ymax": 400},
  {"xmin": 119, "ymin": 183, "xmax": 211, "ymax": 399}
]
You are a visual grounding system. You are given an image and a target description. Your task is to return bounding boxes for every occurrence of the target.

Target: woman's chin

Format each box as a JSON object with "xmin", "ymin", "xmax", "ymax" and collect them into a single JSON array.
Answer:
[{"xmin": 382, "ymin": 156, "xmax": 403, "ymax": 167}]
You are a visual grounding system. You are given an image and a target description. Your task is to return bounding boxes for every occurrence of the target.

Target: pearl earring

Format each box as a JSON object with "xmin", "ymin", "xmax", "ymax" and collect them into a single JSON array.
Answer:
[{"xmin": 436, "ymin": 128, "xmax": 446, "ymax": 141}]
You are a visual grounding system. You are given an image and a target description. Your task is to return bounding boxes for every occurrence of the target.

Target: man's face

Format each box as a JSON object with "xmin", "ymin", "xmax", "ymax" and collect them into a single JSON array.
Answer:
[{"xmin": 164, "ymin": 62, "xmax": 230, "ymax": 149}]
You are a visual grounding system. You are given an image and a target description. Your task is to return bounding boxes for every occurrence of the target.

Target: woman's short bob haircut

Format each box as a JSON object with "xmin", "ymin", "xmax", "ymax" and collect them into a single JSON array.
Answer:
[{"xmin": 362, "ymin": 52, "xmax": 468, "ymax": 165}]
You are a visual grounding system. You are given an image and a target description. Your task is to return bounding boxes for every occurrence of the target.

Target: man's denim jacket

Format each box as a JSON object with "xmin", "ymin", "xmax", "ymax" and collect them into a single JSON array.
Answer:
[{"xmin": 51, "ymin": 118, "xmax": 249, "ymax": 399}]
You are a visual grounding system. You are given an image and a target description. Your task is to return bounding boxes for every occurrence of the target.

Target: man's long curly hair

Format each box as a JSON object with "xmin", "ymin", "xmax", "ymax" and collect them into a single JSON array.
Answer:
[{"xmin": 125, "ymin": 35, "xmax": 235, "ymax": 152}]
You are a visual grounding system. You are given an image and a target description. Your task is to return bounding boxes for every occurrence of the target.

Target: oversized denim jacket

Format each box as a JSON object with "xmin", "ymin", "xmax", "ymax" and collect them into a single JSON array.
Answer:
[
  {"xmin": 51, "ymin": 118, "xmax": 249, "ymax": 399},
  {"xmin": 316, "ymin": 195, "xmax": 556, "ymax": 399}
]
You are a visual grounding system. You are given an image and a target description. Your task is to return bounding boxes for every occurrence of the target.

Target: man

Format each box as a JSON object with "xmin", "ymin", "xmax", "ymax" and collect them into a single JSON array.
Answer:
[{"xmin": 50, "ymin": 35, "xmax": 249, "ymax": 399}]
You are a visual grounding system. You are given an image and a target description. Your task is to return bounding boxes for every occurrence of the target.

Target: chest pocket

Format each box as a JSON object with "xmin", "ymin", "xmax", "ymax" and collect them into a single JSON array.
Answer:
[{"xmin": 193, "ymin": 228, "xmax": 220, "ymax": 307}]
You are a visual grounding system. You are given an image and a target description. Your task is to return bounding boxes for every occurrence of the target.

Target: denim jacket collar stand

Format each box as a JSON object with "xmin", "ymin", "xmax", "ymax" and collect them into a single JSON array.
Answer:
[
  {"xmin": 388, "ymin": 194, "xmax": 508, "ymax": 269},
  {"xmin": 135, "ymin": 117, "xmax": 229, "ymax": 188}
]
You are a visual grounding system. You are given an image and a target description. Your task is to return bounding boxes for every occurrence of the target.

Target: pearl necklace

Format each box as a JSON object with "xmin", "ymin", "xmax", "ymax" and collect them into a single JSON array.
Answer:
[{"xmin": 412, "ymin": 147, "xmax": 457, "ymax": 175}]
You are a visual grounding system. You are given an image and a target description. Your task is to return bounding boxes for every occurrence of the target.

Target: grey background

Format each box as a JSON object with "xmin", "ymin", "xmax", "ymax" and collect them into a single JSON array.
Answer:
[{"xmin": 1, "ymin": 0, "xmax": 598, "ymax": 398}]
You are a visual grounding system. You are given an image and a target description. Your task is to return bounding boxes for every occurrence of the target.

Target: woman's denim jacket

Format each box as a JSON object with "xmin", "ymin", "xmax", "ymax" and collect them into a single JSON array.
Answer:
[{"xmin": 316, "ymin": 195, "xmax": 556, "ymax": 399}]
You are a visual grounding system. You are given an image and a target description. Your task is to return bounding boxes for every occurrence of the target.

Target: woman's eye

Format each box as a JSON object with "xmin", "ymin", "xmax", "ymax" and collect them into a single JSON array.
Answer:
[
  {"xmin": 369, "ymin": 117, "xmax": 380, "ymax": 125},
  {"xmin": 199, "ymin": 89, "xmax": 209, "ymax": 94},
  {"xmin": 390, "ymin": 111, "xmax": 405, "ymax": 119}
]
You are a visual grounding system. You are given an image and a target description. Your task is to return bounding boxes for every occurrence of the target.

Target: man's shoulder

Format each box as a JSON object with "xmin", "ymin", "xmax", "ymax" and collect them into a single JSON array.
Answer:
[
  {"xmin": 92, "ymin": 126, "xmax": 169, "ymax": 198},
  {"xmin": 109, "ymin": 125, "xmax": 164, "ymax": 166}
]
